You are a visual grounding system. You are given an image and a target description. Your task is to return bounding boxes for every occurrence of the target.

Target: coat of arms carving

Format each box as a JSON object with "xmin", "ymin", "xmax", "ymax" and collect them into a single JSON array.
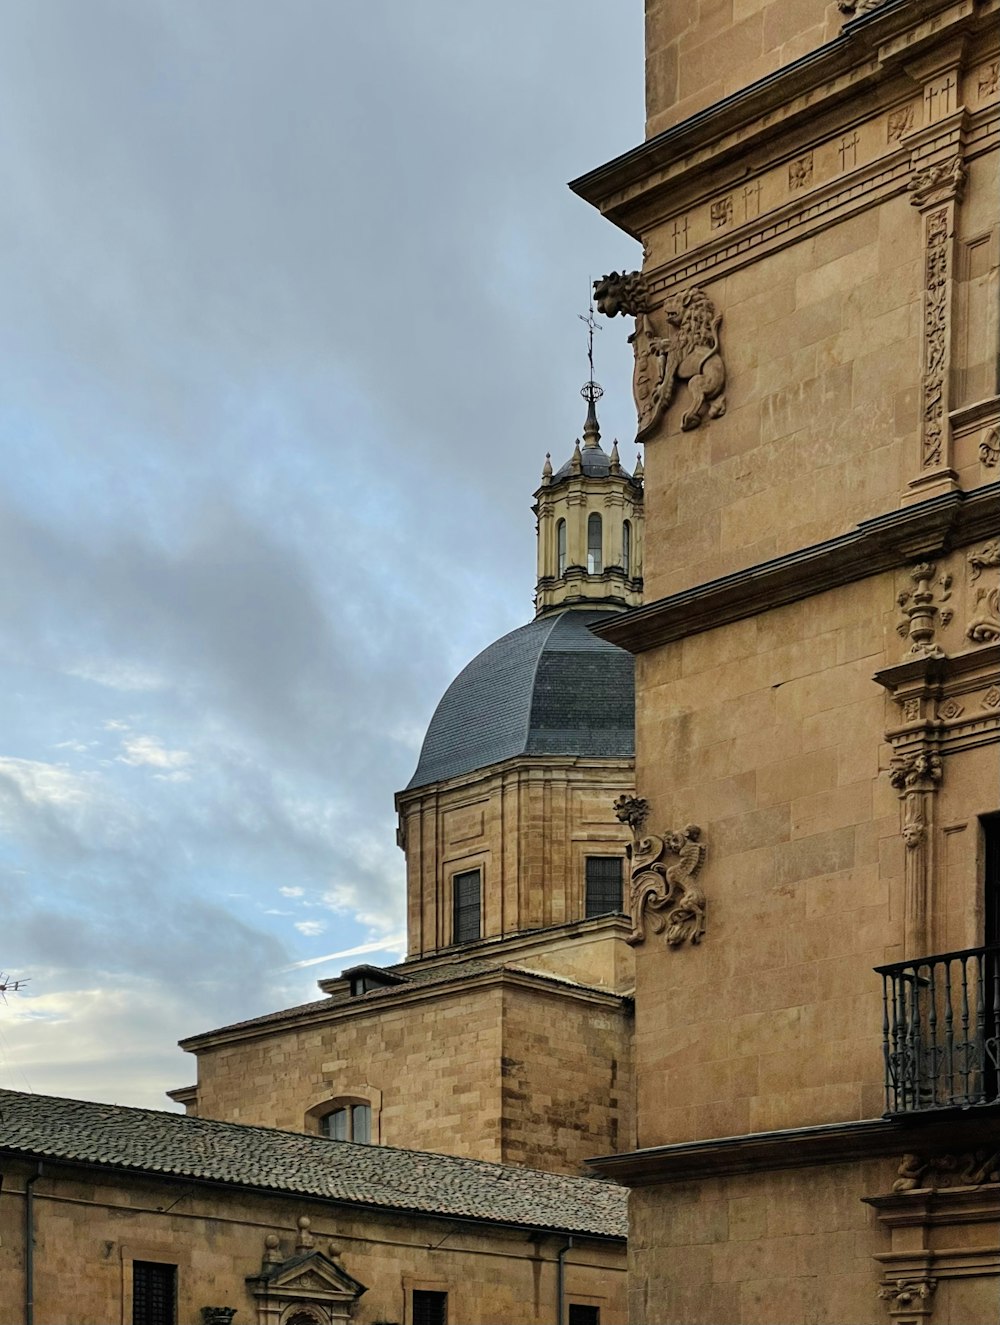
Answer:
[{"xmin": 614, "ymin": 796, "xmax": 708, "ymax": 947}]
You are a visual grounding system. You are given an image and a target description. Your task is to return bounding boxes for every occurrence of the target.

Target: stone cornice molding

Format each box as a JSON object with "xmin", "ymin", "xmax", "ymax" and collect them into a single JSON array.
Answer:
[
  {"xmin": 590, "ymin": 484, "xmax": 1000, "ymax": 654},
  {"xmin": 180, "ymin": 965, "xmax": 632, "ymax": 1053},
  {"xmin": 569, "ymin": 0, "xmax": 996, "ymax": 231},
  {"xmin": 584, "ymin": 1115, "xmax": 1000, "ymax": 1185}
]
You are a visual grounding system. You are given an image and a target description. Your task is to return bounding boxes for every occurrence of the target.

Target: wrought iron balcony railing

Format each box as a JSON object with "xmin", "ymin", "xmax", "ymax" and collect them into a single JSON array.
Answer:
[{"xmin": 875, "ymin": 944, "xmax": 1000, "ymax": 1115}]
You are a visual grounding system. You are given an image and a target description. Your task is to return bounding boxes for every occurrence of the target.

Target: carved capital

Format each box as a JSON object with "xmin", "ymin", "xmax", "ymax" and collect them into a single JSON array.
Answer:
[
  {"xmin": 877, "ymin": 1278, "xmax": 936, "ymax": 1318},
  {"xmin": 908, "ymin": 156, "xmax": 966, "ymax": 209},
  {"xmin": 614, "ymin": 798, "xmax": 708, "ymax": 948},
  {"xmin": 889, "ymin": 751, "xmax": 942, "ymax": 795}
]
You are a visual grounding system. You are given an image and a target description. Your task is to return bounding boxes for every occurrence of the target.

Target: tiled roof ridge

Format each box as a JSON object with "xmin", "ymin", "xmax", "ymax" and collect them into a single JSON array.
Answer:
[{"xmin": 0, "ymin": 1087, "xmax": 627, "ymax": 1238}]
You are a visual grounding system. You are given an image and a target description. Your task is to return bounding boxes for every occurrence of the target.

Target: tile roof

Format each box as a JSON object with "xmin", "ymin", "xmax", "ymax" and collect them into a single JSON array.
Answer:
[{"xmin": 0, "ymin": 1089, "xmax": 626, "ymax": 1239}]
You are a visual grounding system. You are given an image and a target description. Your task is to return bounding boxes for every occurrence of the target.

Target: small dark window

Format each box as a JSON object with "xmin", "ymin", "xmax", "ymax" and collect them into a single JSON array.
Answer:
[
  {"xmin": 557, "ymin": 518, "xmax": 567, "ymax": 576},
  {"xmin": 453, "ymin": 869, "xmax": 481, "ymax": 944},
  {"xmin": 412, "ymin": 1289, "xmax": 448, "ymax": 1325},
  {"xmin": 321, "ymin": 1102, "xmax": 371, "ymax": 1143},
  {"xmin": 585, "ymin": 856, "xmax": 623, "ymax": 918},
  {"xmin": 568, "ymin": 1306, "xmax": 600, "ymax": 1325},
  {"xmin": 587, "ymin": 512, "xmax": 602, "ymax": 573},
  {"xmin": 132, "ymin": 1261, "xmax": 176, "ymax": 1325},
  {"xmin": 985, "ymin": 815, "xmax": 1000, "ymax": 948},
  {"xmin": 622, "ymin": 520, "xmax": 631, "ymax": 576}
]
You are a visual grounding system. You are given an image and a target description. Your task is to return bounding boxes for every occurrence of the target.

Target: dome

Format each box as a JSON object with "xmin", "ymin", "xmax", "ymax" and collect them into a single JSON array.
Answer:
[
  {"xmin": 553, "ymin": 443, "xmax": 614, "ymax": 481},
  {"xmin": 405, "ymin": 608, "xmax": 634, "ymax": 791}
]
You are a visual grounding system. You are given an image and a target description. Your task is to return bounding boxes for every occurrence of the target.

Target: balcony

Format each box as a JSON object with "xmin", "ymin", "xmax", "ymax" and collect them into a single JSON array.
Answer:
[{"xmin": 875, "ymin": 945, "xmax": 1000, "ymax": 1116}]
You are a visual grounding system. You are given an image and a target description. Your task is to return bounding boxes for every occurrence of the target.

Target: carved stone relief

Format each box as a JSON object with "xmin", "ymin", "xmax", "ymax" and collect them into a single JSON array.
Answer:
[
  {"xmin": 980, "ymin": 425, "xmax": 1000, "ymax": 467},
  {"xmin": 710, "ymin": 196, "xmax": 733, "ymax": 229},
  {"xmin": 983, "ymin": 684, "xmax": 1000, "ymax": 710},
  {"xmin": 895, "ymin": 562, "xmax": 952, "ymax": 657},
  {"xmin": 893, "ymin": 1150, "xmax": 1000, "ymax": 1192},
  {"xmin": 594, "ymin": 272, "xmax": 727, "ymax": 437},
  {"xmin": 613, "ymin": 795, "xmax": 708, "ymax": 948},
  {"xmin": 966, "ymin": 541, "xmax": 1000, "ymax": 644},
  {"xmin": 887, "ymin": 106, "xmax": 914, "ymax": 142},
  {"xmin": 877, "ymin": 1279, "xmax": 936, "ymax": 1319},
  {"xmin": 920, "ymin": 208, "xmax": 950, "ymax": 470},
  {"xmin": 788, "ymin": 152, "xmax": 813, "ymax": 189},
  {"xmin": 979, "ymin": 61, "xmax": 1000, "ymax": 99}
]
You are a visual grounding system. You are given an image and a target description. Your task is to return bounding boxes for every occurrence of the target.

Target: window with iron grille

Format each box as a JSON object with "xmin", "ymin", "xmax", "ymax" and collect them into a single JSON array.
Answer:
[
  {"xmin": 585, "ymin": 856, "xmax": 623, "ymax": 918},
  {"xmin": 132, "ymin": 1261, "xmax": 176, "ymax": 1325},
  {"xmin": 452, "ymin": 869, "xmax": 481, "ymax": 944},
  {"xmin": 568, "ymin": 1305, "xmax": 600, "ymax": 1325},
  {"xmin": 412, "ymin": 1289, "xmax": 448, "ymax": 1325}
]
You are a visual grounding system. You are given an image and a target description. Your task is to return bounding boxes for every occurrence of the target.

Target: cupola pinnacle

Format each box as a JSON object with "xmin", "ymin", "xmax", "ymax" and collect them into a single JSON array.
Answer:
[{"xmin": 531, "ymin": 303, "xmax": 644, "ymax": 618}]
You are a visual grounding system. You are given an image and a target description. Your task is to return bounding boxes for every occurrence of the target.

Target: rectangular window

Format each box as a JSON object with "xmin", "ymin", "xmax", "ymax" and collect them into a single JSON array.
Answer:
[
  {"xmin": 452, "ymin": 869, "xmax": 481, "ymax": 944},
  {"xmin": 412, "ymin": 1289, "xmax": 448, "ymax": 1325},
  {"xmin": 568, "ymin": 1306, "xmax": 600, "ymax": 1325},
  {"xmin": 132, "ymin": 1261, "xmax": 176, "ymax": 1325},
  {"xmin": 986, "ymin": 815, "xmax": 1000, "ymax": 948},
  {"xmin": 585, "ymin": 856, "xmax": 623, "ymax": 918}
]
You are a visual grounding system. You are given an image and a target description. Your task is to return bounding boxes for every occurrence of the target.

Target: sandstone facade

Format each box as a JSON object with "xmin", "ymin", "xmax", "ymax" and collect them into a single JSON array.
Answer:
[{"xmin": 575, "ymin": 0, "xmax": 1000, "ymax": 1319}]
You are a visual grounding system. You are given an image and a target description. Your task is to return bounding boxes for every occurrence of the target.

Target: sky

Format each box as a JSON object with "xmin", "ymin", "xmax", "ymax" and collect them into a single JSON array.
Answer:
[{"xmin": 0, "ymin": 1, "xmax": 643, "ymax": 1109}]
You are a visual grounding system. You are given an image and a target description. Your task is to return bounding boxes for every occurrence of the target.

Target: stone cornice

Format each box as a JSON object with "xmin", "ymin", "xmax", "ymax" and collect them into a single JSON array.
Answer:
[
  {"xmin": 586, "ymin": 1114, "xmax": 1000, "ymax": 1185},
  {"xmin": 591, "ymin": 484, "xmax": 1000, "ymax": 654},
  {"xmin": 569, "ymin": 0, "xmax": 995, "ymax": 232},
  {"xmin": 180, "ymin": 965, "xmax": 631, "ymax": 1053}
]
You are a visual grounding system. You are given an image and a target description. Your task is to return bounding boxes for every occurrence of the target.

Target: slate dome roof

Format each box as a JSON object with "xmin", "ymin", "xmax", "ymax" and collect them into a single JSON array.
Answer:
[
  {"xmin": 405, "ymin": 607, "xmax": 634, "ymax": 791},
  {"xmin": 553, "ymin": 443, "xmax": 614, "ymax": 481}
]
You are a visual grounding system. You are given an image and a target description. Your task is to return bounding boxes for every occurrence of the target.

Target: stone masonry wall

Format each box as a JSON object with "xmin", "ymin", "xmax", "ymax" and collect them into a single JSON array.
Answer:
[{"xmin": 0, "ymin": 1158, "xmax": 627, "ymax": 1325}]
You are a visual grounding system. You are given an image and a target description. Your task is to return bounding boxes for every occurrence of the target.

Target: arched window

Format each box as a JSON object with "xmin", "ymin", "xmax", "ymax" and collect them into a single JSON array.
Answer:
[
  {"xmin": 587, "ymin": 513, "xmax": 602, "ymax": 574},
  {"xmin": 319, "ymin": 1100, "xmax": 372, "ymax": 1144},
  {"xmin": 622, "ymin": 520, "xmax": 631, "ymax": 576},
  {"xmin": 556, "ymin": 518, "xmax": 567, "ymax": 576}
]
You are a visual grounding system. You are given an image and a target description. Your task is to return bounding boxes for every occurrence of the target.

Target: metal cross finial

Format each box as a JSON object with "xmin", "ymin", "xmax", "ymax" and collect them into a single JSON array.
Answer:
[{"xmin": 579, "ymin": 289, "xmax": 604, "ymax": 404}]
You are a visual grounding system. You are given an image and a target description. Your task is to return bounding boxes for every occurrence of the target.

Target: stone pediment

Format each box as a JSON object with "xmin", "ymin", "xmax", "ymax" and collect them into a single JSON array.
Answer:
[{"xmin": 247, "ymin": 1248, "xmax": 367, "ymax": 1314}]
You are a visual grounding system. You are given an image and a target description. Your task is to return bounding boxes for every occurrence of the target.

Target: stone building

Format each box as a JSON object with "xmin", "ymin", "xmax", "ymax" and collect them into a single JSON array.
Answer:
[
  {"xmin": 0, "ymin": 1087, "xmax": 626, "ymax": 1325},
  {"xmin": 170, "ymin": 389, "xmax": 644, "ymax": 1179},
  {"xmin": 0, "ymin": 392, "xmax": 642, "ymax": 1325},
  {"xmin": 570, "ymin": 1, "xmax": 1000, "ymax": 1322}
]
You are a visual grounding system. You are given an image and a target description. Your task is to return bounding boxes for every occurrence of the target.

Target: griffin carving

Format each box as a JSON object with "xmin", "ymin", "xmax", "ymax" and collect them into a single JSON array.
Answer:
[
  {"xmin": 595, "ymin": 273, "xmax": 727, "ymax": 438},
  {"xmin": 614, "ymin": 797, "xmax": 707, "ymax": 948}
]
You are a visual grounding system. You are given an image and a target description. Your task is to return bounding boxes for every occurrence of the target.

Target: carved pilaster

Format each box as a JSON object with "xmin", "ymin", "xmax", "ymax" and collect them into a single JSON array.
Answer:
[
  {"xmin": 889, "ymin": 752, "xmax": 942, "ymax": 959},
  {"xmin": 906, "ymin": 139, "xmax": 966, "ymax": 501},
  {"xmin": 613, "ymin": 795, "xmax": 708, "ymax": 947}
]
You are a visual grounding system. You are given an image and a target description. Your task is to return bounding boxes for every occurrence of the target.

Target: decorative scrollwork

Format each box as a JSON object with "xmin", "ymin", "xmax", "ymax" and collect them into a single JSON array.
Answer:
[
  {"xmin": 967, "ymin": 541, "xmax": 1000, "ymax": 644},
  {"xmin": 614, "ymin": 797, "xmax": 707, "ymax": 948},
  {"xmin": 893, "ymin": 1150, "xmax": 1000, "ymax": 1192}
]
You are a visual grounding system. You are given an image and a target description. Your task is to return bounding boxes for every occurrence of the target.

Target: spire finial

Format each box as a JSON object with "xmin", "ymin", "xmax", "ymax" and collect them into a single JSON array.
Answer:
[
  {"xmin": 578, "ymin": 288, "xmax": 603, "ymax": 449},
  {"xmin": 541, "ymin": 452, "xmax": 553, "ymax": 482}
]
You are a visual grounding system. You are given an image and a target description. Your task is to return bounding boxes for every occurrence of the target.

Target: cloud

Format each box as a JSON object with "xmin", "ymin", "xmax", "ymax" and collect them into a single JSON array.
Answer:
[
  {"xmin": 118, "ymin": 735, "xmax": 192, "ymax": 771},
  {"xmin": 294, "ymin": 920, "xmax": 326, "ymax": 937},
  {"xmin": 288, "ymin": 934, "xmax": 408, "ymax": 972}
]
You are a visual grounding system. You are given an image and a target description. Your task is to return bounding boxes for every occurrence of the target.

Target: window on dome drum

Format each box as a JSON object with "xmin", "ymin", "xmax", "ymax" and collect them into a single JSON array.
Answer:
[
  {"xmin": 321, "ymin": 1102, "xmax": 371, "ymax": 1143},
  {"xmin": 412, "ymin": 1290, "xmax": 448, "ymax": 1325},
  {"xmin": 587, "ymin": 512, "xmax": 602, "ymax": 573},
  {"xmin": 557, "ymin": 518, "xmax": 567, "ymax": 575},
  {"xmin": 132, "ymin": 1261, "xmax": 176, "ymax": 1325},
  {"xmin": 585, "ymin": 856, "xmax": 623, "ymax": 918},
  {"xmin": 622, "ymin": 520, "xmax": 631, "ymax": 576},
  {"xmin": 568, "ymin": 1306, "xmax": 600, "ymax": 1325},
  {"xmin": 452, "ymin": 868, "xmax": 481, "ymax": 944}
]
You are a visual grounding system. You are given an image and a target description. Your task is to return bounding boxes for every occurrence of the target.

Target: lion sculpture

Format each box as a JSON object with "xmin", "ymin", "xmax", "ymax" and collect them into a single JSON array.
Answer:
[{"xmin": 594, "ymin": 272, "xmax": 728, "ymax": 436}]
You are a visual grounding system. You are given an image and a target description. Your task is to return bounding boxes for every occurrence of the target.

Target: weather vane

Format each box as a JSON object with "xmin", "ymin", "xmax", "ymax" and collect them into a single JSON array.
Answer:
[{"xmin": 578, "ymin": 290, "xmax": 604, "ymax": 404}]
